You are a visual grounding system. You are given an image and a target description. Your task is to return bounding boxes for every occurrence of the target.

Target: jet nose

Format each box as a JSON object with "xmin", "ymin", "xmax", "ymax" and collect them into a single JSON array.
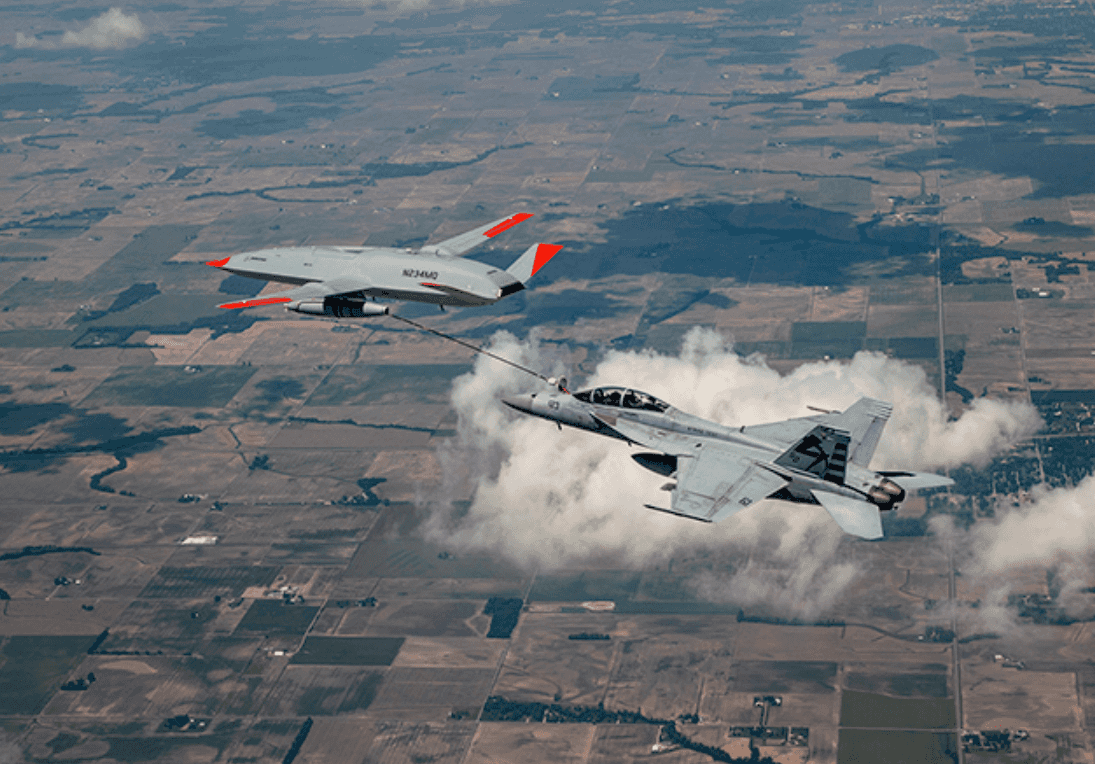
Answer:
[{"xmin": 502, "ymin": 393, "xmax": 535, "ymax": 413}]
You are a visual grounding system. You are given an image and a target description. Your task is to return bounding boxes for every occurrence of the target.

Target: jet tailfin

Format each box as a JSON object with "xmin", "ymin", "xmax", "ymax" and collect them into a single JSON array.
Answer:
[
  {"xmin": 829, "ymin": 398, "xmax": 892, "ymax": 467},
  {"xmin": 504, "ymin": 243, "xmax": 563, "ymax": 284}
]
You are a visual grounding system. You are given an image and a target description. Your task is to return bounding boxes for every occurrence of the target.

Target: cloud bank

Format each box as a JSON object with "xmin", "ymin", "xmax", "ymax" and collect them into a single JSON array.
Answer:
[
  {"xmin": 0, "ymin": 736, "xmax": 23, "ymax": 764},
  {"xmin": 16, "ymin": 8, "xmax": 146, "ymax": 51},
  {"xmin": 420, "ymin": 328, "xmax": 1041, "ymax": 617}
]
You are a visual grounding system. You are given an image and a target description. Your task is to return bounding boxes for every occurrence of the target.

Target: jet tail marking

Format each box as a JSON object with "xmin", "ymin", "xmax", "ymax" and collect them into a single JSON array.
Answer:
[{"xmin": 773, "ymin": 425, "xmax": 850, "ymax": 485}]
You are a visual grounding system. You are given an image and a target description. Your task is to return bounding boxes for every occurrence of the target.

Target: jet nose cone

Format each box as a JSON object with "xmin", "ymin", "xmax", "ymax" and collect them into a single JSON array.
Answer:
[
  {"xmin": 207, "ymin": 257, "xmax": 231, "ymax": 268},
  {"xmin": 502, "ymin": 393, "xmax": 535, "ymax": 413}
]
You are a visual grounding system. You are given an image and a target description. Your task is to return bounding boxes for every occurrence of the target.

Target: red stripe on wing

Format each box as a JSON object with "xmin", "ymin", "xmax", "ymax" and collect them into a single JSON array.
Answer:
[
  {"xmin": 483, "ymin": 212, "xmax": 534, "ymax": 238},
  {"xmin": 530, "ymin": 243, "xmax": 563, "ymax": 277},
  {"xmin": 219, "ymin": 296, "xmax": 292, "ymax": 310}
]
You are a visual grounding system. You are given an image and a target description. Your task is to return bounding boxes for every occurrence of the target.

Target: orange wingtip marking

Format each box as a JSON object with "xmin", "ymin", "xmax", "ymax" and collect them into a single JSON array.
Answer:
[
  {"xmin": 219, "ymin": 296, "xmax": 292, "ymax": 309},
  {"xmin": 483, "ymin": 212, "xmax": 534, "ymax": 238},
  {"xmin": 206, "ymin": 257, "xmax": 230, "ymax": 268},
  {"xmin": 530, "ymin": 243, "xmax": 563, "ymax": 277}
]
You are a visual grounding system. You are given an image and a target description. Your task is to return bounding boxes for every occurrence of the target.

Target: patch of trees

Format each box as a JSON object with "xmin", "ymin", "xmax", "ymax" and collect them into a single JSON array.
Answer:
[{"xmin": 484, "ymin": 597, "xmax": 523, "ymax": 638}]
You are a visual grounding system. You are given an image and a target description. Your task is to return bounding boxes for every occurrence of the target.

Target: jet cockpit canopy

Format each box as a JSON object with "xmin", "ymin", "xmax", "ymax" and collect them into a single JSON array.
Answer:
[{"xmin": 573, "ymin": 386, "xmax": 670, "ymax": 412}]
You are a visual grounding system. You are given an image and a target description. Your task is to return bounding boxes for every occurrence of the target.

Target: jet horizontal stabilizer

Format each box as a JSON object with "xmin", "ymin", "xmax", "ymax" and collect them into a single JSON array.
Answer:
[
  {"xmin": 878, "ymin": 471, "xmax": 955, "ymax": 492},
  {"xmin": 812, "ymin": 491, "xmax": 883, "ymax": 540}
]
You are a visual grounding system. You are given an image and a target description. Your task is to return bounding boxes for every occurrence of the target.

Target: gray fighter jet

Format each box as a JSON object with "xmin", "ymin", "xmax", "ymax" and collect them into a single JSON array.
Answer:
[
  {"xmin": 503, "ymin": 386, "xmax": 953, "ymax": 539},
  {"xmin": 206, "ymin": 212, "xmax": 561, "ymax": 317}
]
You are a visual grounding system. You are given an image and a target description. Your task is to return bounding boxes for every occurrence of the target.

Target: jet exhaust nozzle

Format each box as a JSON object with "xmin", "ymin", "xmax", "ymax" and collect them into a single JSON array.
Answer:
[
  {"xmin": 632, "ymin": 452, "xmax": 678, "ymax": 478},
  {"xmin": 867, "ymin": 478, "xmax": 906, "ymax": 509},
  {"xmin": 287, "ymin": 298, "xmax": 389, "ymax": 318}
]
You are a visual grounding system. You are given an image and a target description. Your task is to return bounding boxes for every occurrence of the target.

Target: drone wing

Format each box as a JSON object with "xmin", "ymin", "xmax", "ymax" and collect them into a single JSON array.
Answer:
[
  {"xmin": 217, "ymin": 276, "xmax": 373, "ymax": 309},
  {"xmin": 420, "ymin": 212, "xmax": 534, "ymax": 257}
]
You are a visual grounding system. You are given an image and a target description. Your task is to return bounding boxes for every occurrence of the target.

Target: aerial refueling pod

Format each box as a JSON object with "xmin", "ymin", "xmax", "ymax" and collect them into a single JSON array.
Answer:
[
  {"xmin": 286, "ymin": 298, "xmax": 389, "ymax": 318},
  {"xmin": 632, "ymin": 452, "xmax": 678, "ymax": 477}
]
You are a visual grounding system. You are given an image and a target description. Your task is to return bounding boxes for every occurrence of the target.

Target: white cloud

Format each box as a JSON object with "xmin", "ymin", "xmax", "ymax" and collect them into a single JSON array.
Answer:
[
  {"xmin": 16, "ymin": 8, "xmax": 146, "ymax": 51},
  {"xmin": 419, "ymin": 327, "xmax": 1040, "ymax": 617},
  {"xmin": 0, "ymin": 735, "xmax": 23, "ymax": 764},
  {"xmin": 971, "ymin": 475, "xmax": 1095, "ymax": 579},
  {"xmin": 355, "ymin": 0, "xmax": 514, "ymax": 9}
]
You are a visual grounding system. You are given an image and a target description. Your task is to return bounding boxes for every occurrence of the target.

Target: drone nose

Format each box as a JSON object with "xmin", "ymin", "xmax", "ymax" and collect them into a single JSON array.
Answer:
[{"xmin": 502, "ymin": 393, "xmax": 535, "ymax": 413}]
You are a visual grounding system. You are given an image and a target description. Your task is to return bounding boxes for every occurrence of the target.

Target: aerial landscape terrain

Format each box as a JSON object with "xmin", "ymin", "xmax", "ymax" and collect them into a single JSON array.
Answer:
[{"xmin": 2, "ymin": 0, "xmax": 1095, "ymax": 761}]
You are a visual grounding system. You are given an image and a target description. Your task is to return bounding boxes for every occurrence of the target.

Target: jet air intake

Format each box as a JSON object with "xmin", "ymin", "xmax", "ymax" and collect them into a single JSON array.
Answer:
[
  {"xmin": 632, "ymin": 452, "xmax": 678, "ymax": 477},
  {"xmin": 287, "ymin": 298, "xmax": 389, "ymax": 318}
]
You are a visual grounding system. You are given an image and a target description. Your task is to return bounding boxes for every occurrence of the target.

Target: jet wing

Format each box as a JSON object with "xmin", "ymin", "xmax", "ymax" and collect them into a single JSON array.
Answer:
[
  {"xmin": 593, "ymin": 415, "xmax": 701, "ymax": 455},
  {"xmin": 658, "ymin": 443, "xmax": 789, "ymax": 523},
  {"xmin": 419, "ymin": 213, "xmax": 534, "ymax": 257},
  {"xmin": 217, "ymin": 277, "xmax": 372, "ymax": 309},
  {"xmin": 598, "ymin": 417, "xmax": 786, "ymax": 522},
  {"xmin": 740, "ymin": 416, "xmax": 827, "ymax": 449}
]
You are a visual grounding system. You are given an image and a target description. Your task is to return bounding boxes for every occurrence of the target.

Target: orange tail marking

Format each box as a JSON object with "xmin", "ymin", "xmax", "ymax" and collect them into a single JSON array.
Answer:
[
  {"xmin": 219, "ymin": 296, "xmax": 292, "ymax": 310},
  {"xmin": 484, "ymin": 212, "xmax": 534, "ymax": 238},
  {"xmin": 531, "ymin": 243, "xmax": 563, "ymax": 277}
]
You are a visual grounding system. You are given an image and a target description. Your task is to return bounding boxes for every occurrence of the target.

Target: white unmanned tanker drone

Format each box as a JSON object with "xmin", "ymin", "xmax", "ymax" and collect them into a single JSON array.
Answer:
[
  {"xmin": 504, "ymin": 387, "xmax": 953, "ymax": 540},
  {"xmin": 207, "ymin": 212, "xmax": 561, "ymax": 317}
]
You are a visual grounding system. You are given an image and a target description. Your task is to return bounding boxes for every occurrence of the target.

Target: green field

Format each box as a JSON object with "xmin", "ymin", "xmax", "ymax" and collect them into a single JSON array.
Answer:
[
  {"xmin": 840, "ymin": 690, "xmax": 956, "ymax": 728},
  {"xmin": 529, "ymin": 571, "xmax": 643, "ymax": 603},
  {"xmin": 838, "ymin": 730, "xmax": 958, "ymax": 764},
  {"xmin": 235, "ymin": 600, "xmax": 320, "ymax": 636},
  {"xmin": 81, "ymin": 365, "xmax": 257, "ymax": 407},
  {"xmin": 290, "ymin": 636, "xmax": 405, "ymax": 666},
  {"xmin": 140, "ymin": 565, "xmax": 279, "ymax": 599},
  {"xmin": 0, "ymin": 635, "xmax": 97, "ymax": 715},
  {"xmin": 733, "ymin": 660, "xmax": 838, "ymax": 694},
  {"xmin": 304, "ymin": 364, "xmax": 470, "ymax": 406},
  {"xmin": 942, "ymin": 284, "xmax": 1015, "ymax": 303},
  {"xmin": 0, "ymin": 329, "xmax": 76, "ymax": 348}
]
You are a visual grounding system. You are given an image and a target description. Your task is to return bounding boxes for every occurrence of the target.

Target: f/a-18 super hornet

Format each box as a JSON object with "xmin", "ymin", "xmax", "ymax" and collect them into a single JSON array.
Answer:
[
  {"xmin": 503, "ymin": 386, "xmax": 952, "ymax": 539},
  {"xmin": 206, "ymin": 212, "xmax": 561, "ymax": 317}
]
